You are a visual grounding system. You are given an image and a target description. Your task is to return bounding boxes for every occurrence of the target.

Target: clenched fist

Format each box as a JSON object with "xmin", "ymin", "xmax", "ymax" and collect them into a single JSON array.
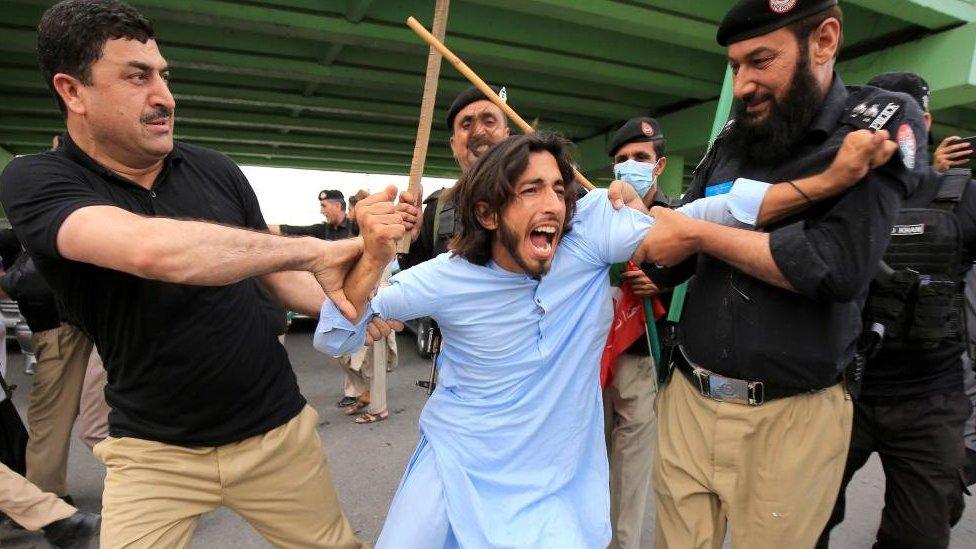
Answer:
[
  {"xmin": 357, "ymin": 185, "xmax": 408, "ymax": 264},
  {"xmin": 825, "ymin": 129, "xmax": 898, "ymax": 189}
]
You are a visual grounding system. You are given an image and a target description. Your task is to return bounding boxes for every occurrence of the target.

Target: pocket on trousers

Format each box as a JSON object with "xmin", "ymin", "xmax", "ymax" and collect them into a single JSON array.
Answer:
[{"xmin": 32, "ymin": 329, "xmax": 62, "ymax": 361}]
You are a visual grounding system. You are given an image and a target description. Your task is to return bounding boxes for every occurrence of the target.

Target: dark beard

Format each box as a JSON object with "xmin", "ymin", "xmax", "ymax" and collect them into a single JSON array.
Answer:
[
  {"xmin": 498, "ymin": 218, "xmax": 550, "ymax": 279},
  {"xmin": 726, "ymin": 53, "xmax": 824, "ymax": 165}
]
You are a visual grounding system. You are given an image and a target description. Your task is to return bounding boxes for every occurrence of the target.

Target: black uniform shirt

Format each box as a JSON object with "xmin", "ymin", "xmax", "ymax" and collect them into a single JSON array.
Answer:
[
  {"xmin": 279, "ymin": 217, "xmax": 358, "ymax": 240},
  {"xmin": 399, "ymin": 188, "xmax": 453, "ymax": 270},
  {"xmin": 680, "ymin": 75, "xmax": 927, "ymax": 390},
  {"xmin": 0, "ymin": 136, "xmax": 305, "ymax": 446},
  {"xmin": 863, "ymin": 170, "xmax": 976, "ymax": 398}
]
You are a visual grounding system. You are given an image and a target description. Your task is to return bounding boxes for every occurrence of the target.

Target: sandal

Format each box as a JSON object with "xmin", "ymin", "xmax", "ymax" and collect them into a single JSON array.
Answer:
[
  {"xmin": 343, "ymin": 400, "xmax": 369, "ymax": 415},
  {"xmin": 354, "ymin": 411, "xmax": 389, "ymax": 424}
]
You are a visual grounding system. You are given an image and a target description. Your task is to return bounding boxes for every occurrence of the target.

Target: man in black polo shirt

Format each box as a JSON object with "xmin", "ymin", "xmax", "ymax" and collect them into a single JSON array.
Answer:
[
  {"xmin": 270, "ymin": 189, "xmax": 359, "ymax": 241},
  {"xmin": 0, "ymin": 1, "xmax": 412, "ymax": 547},
  {"xmin": 639, "ymin": 1, "xmax": 927, "ymax": 546}
]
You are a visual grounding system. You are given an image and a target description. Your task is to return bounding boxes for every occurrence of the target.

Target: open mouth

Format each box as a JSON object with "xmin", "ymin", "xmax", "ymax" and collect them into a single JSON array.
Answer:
[{"xmin": 528, "ymin": 224, "xmax": 558, "ymax": 259}]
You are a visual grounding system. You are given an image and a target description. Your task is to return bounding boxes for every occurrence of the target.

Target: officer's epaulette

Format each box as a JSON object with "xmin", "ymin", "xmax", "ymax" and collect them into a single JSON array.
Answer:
[{"xmin": 841, "ymin": 86, "xmax": 912, "ymax": 133}]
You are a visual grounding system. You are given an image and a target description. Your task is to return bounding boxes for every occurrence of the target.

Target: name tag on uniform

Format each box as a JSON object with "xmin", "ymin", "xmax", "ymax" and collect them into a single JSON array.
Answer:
[
  {"xmin": 892, "ymin": 224, "xmax": 925, "ymax": 236},
  {"xmin": 705, "ymin": 180, "xmax": 734, "ymax": 197}
]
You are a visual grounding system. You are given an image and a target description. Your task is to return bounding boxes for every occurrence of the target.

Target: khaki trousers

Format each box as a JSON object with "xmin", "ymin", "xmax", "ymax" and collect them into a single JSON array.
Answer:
[
  {"xmin": 0, "ymin": 462, "xmax": 75, "ymax": 532},
  {"xmin": 603, "ymin": 353, "xmax": 657, "ymax": 549},
  {"xmin": 653, "ymin": 372, "xmax": 852, "ymax": 549},
  {"xmin": 78, "ymin": 348, "xmax": 109, "ymax": 450},
  {"xmin": 94, "ymin": 405, "xmax": 364, "ymax": 549},
  {"xmin": 26, "ymin": 324, "xmax": 93, "ymax": 496},
  {"xmin": 338, "ymin": 338, "xmax": 393, "ymax": 415}
]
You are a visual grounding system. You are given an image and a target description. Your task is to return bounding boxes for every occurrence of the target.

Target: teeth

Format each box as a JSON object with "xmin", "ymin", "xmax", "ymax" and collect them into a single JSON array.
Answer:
[{"xmin": 534, "ymin": 226, "xmax": 556, "ymax": 234}]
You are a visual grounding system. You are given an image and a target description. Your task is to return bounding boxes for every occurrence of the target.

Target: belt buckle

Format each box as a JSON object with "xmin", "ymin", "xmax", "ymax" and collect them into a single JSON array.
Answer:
[
  {"xmin": 748, "ymin": 381, "xmax": 764, "ymax": 406},
  {"xmin": 707, "ymin": 374, "xmax": 750, "ymax": 405}
]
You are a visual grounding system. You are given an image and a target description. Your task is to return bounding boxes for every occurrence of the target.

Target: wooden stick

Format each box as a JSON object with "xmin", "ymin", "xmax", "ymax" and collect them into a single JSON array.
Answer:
[
  {"xmin": 398, "ymin": 0, "xmax": 451, "ymax": 254},
  {"xmin": 406, "ymin": 16, "xmax": 596, "ymax": 190}
]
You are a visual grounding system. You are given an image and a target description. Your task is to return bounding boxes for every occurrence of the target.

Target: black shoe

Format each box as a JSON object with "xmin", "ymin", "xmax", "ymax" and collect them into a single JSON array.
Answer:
[
  {"xmin": 336, "ymin": 396, "xmax": 358, "ymax": 408},
  {"xmin": 43, "ymin": 510, "xmax": 100, "ymax": 549}
]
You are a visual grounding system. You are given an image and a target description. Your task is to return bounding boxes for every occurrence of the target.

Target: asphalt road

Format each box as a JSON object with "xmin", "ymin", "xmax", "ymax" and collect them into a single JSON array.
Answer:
[{"xmin": 2, "ymin": 324, "xmax": 974, "ymax": 548}]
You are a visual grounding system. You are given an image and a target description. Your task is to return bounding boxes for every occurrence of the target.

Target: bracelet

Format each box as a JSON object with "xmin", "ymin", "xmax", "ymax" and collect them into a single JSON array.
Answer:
[{"xmin": 787, "ymin": 180, "xmax": 812, "ymax": 203}]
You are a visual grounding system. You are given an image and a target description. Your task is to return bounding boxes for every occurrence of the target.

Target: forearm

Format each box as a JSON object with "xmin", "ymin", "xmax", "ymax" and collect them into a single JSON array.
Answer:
[
  {"xmin": 260, "ymin": 271, "xmax": 326, "ymax": 317},
  {"xmin": 756, "ymin": 172, "xmax": 842, "ymax": 226},
  {"xmin": 343, "ymin": 253, "xmax": 391, "ymax": 319},
  {"xmin": 694, "ymin": 221, "xmax": 795, "ymax": 291},
  {"xmin": 138, "ymin": 218, "xmax": 328, "ymax": 285},
  {"xmin": 58, "ymin": 208, "xmax": 329, "ymax": 285}
]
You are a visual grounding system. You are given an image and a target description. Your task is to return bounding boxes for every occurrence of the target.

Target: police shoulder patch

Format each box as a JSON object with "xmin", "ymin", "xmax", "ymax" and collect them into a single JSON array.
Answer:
[{"xmin": 843, "ymin": 89, "xmax": 906, "ymax": 133}]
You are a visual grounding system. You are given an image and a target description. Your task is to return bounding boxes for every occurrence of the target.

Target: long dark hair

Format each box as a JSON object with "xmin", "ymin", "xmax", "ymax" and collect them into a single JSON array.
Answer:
[{"xmin": 447, "ymin": 132, "xmax": 578, "ymax": 266}]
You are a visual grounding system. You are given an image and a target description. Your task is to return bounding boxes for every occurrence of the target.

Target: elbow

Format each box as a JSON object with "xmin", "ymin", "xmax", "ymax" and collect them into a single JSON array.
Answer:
[
  {"xmin": 817, "ymin": 275, "xmax": 868, "ymax": 303},
  {"xmin": 313, "ymin": 332, "xmax": 350, "ymax": 356},
  {"xmin": 128, "ymin": 242, "xmax": 190, "ymax": 283}
]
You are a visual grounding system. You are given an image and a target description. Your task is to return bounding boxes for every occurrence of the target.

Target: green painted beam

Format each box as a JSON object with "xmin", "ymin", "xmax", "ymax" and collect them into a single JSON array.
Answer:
[
  {"xmin": 842, "ymin": 21, "xmax": 976, "ymax": 109},
  {"xmin": 658, "ymin": 155, "xmax": 686, "ymax": 199},
  {"xmin": 0, "ymin": 25, "xmax": 650, "ymax": 121},
  {"xmin": 110, "ymin": 0, "xmax": 716, "ymax": 98},
  {"xmin": 226, "ymin": 155, "xmax": 459, "ymax": 178},
  {"xmin": 0, "ymin": 144, "xmax": 13, "ymax": 172},
  {"xmin": 345, "ymin": 0, "xmax": 373, "ymax": 23},
  {"xmin": 845, "ymin": 0, "xmax": 976, "ymax": 28},
  {"xmin": 461, "ymin": 0, "xmax": 722, "ymax": 54}
]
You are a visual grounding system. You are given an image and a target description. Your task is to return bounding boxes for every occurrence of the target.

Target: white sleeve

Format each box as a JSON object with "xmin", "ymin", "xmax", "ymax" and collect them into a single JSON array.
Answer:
[{"xmin": 675, "ymin": 178, "xmax": 771, "ymax": 227}]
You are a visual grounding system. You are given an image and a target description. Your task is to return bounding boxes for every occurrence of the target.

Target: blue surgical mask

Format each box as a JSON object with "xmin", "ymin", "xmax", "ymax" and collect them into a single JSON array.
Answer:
[{"xmin": 613, "ymin": 158, "xmax": 660, "ymax": 198}]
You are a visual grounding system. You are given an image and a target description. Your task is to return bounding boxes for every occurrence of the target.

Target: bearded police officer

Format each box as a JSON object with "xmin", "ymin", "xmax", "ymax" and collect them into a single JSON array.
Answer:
[
  {"xmin": 817, "ymin": 72, "xmax": 976, "ymax": 549},
  {"xmin": 399, "ymin": 85, "xmax": 511, "ymax": 269},
  {"xmin": 602, "ymin": 117, "xmax": 671, "ymax": 549},
  {"xmin": 638, "ymin": 1, "xmax": 928, "ymax": 546}
]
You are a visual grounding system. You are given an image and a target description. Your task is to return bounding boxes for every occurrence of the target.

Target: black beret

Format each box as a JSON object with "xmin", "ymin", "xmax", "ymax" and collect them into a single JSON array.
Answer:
[
  {"xmin": 318, "ymin": 189, "xmax": 344, "ymax": 202},
  {"xmin": 446, "ymin": 84, "xmax": 503, "ymax": 131},
  {"xmin": 717, "ymin": 0, "xmax": 838, "ymax": 47},
  {"xmin": 867, "ymin": 72, "xmax": 930, "ymax": 113},
  {"xmin": 607, "ymin": 117, "xmax": 664, "ymax": 157}
]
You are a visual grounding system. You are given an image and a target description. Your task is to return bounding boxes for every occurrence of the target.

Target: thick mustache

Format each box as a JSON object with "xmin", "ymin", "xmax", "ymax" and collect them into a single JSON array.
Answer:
[
  {"xmin": 467, "ymin": 136, "xmax": 493, "ymax": 152},
  {"xmin": 141, "ymin": 107, "xmax": 173, "ymax": 124},
  {"xmin": 742, "ymin": 91, "xmax": 773, "ymax": 105}
]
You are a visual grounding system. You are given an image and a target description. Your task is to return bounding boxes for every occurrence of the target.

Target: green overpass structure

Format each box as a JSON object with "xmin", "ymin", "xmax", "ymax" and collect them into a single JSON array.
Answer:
[{"xmin": 2, "ymin": 0, "xmax": 976, "ymax": 198}]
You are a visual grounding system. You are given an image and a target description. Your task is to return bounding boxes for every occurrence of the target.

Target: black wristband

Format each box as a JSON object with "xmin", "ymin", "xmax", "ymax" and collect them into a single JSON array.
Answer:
[{"xmin": 787, "ymin": 180, "xmax": 812, "ymax": 203}]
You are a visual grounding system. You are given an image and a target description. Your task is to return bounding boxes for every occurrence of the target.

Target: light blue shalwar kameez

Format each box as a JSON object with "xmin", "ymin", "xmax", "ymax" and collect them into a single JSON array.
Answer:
[{"xmin": 315, "ymin": 184, "xmax": 768, "ymax": 549}]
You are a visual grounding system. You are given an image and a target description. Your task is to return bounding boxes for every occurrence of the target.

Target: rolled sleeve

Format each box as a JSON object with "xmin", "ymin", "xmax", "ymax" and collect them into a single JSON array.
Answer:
[
  {"xmin": 313, "ymin": 300, "xmax": 373, "ymax": 356},
  {"xmin": 676, "ymin": 178, "xmax": 770, "ymax": 227},
  {"xmin": 769, "ymin": 173, "xmax": 903, "ymax": 302},
  {"xmin": 727, "ymin": 178, "xmax": 770, "ymax": 226}
]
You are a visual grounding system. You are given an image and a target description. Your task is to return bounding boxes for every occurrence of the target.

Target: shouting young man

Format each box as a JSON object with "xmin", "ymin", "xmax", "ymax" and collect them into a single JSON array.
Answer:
[{"xmin": 314, "ymin": 129, "xmax": 895, "ymax": 548}]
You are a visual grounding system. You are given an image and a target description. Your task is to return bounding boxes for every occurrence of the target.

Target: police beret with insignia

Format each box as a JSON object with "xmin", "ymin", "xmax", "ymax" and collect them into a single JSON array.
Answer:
[
  {"xmin": 446, "ymin": 84, "xmax": 504, "ymax": 131},
  {"xmin": 607, "ymin": 117, "xmax": 665, "ymax": 157},
  {"xmin": 867, "ymin": 72, "xmax": 930, "ymax": 114},
  {"xmin": 717, "ymin": 0, "xmax": 839, "ymax": 46}
]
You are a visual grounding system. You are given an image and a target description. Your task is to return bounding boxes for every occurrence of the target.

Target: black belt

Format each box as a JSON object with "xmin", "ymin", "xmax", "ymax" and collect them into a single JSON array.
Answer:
[{"xmin": 673, "ymin": 349, "xmax": 823, "ymax": 406}]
